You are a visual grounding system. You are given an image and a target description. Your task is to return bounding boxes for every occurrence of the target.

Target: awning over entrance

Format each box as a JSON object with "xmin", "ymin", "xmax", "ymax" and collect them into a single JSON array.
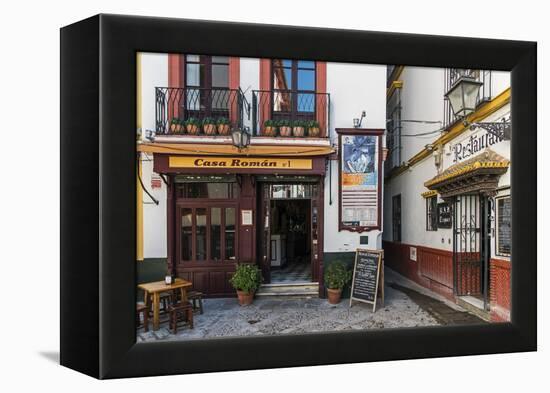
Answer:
[
  {"xmin": 137, "ymin": 142, "xmax": 335, "ymax": 157},
  {"xmin": 424, "ymin": 149, "xmax": 509, "ymax": 198}
]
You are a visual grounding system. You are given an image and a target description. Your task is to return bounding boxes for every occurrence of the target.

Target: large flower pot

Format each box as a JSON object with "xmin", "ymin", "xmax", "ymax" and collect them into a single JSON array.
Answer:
[
  {"xmin": 326, "ymin": 288, "xmax": 343, "ymax": 305},
  {"xmin": 186, "ymin": 124, "xmax": 200, "ymax": 135},
  {"xmin": 262, "ymin": 126, "xmax": 277, "ymax": 137},
  {"xmin": 279, "ymin": 126, "xmax": 292, "ymax": 137},
  {"xmin": 236, "ymin": 290, "xmax": 254, "ymax": 306},
  {"xmin": 293, "ymin": 126, "xmax": 305, "ymax": 137},
  {"xmin": 218, "ymin": 124, "xmax": 231, "ymax": 135},
  {"xmin": 308, "ymin": 127, "xmax": 320, "ymax": 137},
  {"xmin": 203, "ymin": 124, "xmax": 217, "ymax": 135}
]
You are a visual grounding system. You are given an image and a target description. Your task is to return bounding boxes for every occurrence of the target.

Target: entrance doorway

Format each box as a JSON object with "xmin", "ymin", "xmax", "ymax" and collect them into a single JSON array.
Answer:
[
  {"xmin": 269, "ymin": 199, "xmax": 311, "ymax": 283},
  {"xmin": 453, "ymin": 193, "xmax": 491, "ymax": 310},
  {"xmin": 258, "ymin": 181, "xmax": 322, "ymax": 285}
]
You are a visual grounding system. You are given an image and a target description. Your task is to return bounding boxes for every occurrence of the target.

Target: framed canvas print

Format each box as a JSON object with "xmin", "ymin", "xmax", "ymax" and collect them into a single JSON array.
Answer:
[{"xmin": 60, "ymin": 14, "xmax": 536, "ymax": 379}]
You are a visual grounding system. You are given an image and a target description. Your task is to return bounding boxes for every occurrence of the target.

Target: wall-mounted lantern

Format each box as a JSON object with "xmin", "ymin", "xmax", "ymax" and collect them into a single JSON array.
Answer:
[
  {"xmin": 231, "ymin": 127, "xmax": 251, "ymax": 150},
  {"xmin": 445, "ymin": 73, "xmax": 511, "ymax": 140}
]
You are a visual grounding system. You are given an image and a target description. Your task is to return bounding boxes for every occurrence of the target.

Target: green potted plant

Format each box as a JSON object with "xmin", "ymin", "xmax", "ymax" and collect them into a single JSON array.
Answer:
[
  {"xmin": 324, "ymin": 261, "xmax": 352, "ymax": 304},
  {"xmin": 278, "ymin": 119, "xmax": 292, "ymax": 137},
  {"xmin": 185, "ymin": 117, "xmax": 201, "ymax": 135},
  {"xmin": 292, "ymin": 120, "xmax": 306, "ymax": 137},
  {"xmin": 217, "ymin": 117, "xmax": 231, "ymax": 135},
  {"xmin": 229, "ymin": 264, "xmax": 263, "ymax": 306},
  {"xmin": 202, "ymin": 117, "xmax": 217, "ymax": 135},
  {"xmin": 169, "ymin": 118, "xmax": 180, "ymax": 134},
  {"xmin": 262, "ymin": 119, "xmax": 277, "ymax": 137},
  {"xmin": 306, "ymin": 120, "xmax": 321, "ymax": 137}
]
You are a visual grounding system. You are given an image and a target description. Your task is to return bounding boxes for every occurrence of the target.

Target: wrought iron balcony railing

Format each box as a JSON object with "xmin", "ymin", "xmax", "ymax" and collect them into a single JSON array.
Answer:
[
  {"xmin": 444, "ymin": 69, "xmax": 492, "ymax": 128},
  {"xmin": 251, "ymin": 90, "xmax": 330, "ymax": 138},
  {"xmin": 155, "ymin": 87, "xmax": 249, "ymax": 135}
]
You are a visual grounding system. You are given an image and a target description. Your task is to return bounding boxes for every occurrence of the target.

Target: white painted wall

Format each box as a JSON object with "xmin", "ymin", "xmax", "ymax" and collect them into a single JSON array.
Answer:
[
  {"xmin": 383, "ymin": 67, "xmax": 511, "ymax": 262},
  {"xmin": 398, "ymin": 66, "xmax": 446, "ymax": 163},
  {"xmin": 140, "ymin": 52, "xmax": 168, "ymax": 258},
  {"xmin": 324, "ymin": 63, "xmax": 387, "ymax": 252}
]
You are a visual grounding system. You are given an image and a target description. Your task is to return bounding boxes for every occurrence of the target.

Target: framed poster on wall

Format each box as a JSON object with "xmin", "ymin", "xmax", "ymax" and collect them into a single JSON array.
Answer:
[{"xmin": 337, "ymin": 128, "xmax": 384, "ymax": 232}]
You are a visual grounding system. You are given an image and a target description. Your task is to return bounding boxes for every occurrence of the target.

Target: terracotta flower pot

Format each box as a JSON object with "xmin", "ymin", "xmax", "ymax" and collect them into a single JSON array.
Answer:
[
  {"xmin": 186, "ymin": 124, "xmax": 200, "ymax": 135},
  {"xmin": 263, "ymin": 126, "xmax": 277, "ymax": 137},
  {"xmin": 236, "ymin": 290, "xmax": 254, "ymax": 306},
  {"xmin": 203, "ymin": 124, "xmax": 217, "ymax": 135},
  {"xmin": 279, "ymin": 126, "xmax": 292, "ymax": 137},
  {"xmin": 169, "ymin": 123, "xmax": 178, "ymax": 134},
  {"xmin": 327, "ymin": 288, "xmax": 343, "ymax": 305},
  {"xmin": 308, "ymin": 127, "xmax": 320, "ymax": 137},
  {"xmin": 217, "ymin": 124, "xmax": 230, "ymax": 135},
  {"xmin": 293, "ymin": 126, "xmax": 305, "ymax": 137}
]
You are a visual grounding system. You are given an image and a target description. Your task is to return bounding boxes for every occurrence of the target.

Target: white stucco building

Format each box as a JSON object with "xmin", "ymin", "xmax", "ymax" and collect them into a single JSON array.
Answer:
[{"xmin": 383, "ymin": 66, "xmax": 511, "ymax": 322}]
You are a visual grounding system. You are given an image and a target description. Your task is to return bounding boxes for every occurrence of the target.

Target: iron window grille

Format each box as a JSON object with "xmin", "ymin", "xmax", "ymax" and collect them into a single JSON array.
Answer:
[
  {"xmin": 443, "ymin": 68, "xmax": 492, "ymax": 128},
  {"xmin": 426, "ymin": 196, "xmax": 438, "ymax": 231},
  {"xmin": 385, "ymin": 83, "xmax": 402, "ymax": 174}
]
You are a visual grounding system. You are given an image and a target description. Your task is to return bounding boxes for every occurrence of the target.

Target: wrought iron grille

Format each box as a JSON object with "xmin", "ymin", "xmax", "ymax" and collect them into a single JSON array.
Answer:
[
  {"xmin": 155, "ymin": 87, "xmax": 249, "ymax": 134},
  {"xmin": 385, "ymin": 86, "xmax": 402, "ymax": 174},
  {"xmin": 444, "ymin": 69, "xmax": 492, "ymax": 128},
  {"xmin": 251, "ymin": 90, "xmax": 330, "ymax": 138},
  {"xmin": 452, "ymin": 194, "xmax": 490, "ymax": 308}
]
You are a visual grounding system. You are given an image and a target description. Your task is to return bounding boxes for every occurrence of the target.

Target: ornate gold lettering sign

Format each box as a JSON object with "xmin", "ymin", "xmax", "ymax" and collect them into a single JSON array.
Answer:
[{"xmin": 169, "ymin": 156, "xmax": 312, "ymax": 170}]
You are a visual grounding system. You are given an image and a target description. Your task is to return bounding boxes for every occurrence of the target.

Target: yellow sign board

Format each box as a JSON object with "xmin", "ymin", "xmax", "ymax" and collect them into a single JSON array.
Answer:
[{"xmin": 169, "ymin": 156, "xmax": 313, "ymax": 170}]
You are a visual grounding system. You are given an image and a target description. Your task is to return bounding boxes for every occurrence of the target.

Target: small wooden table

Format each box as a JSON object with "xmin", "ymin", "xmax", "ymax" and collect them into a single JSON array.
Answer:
[{"xmin": 138, "ymin": 278, "xmax": 192, "ymax": 331}]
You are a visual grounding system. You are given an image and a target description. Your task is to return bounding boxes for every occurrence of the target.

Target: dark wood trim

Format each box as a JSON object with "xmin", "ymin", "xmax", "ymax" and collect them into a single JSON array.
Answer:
[
  {"xmin": 175, "ymin": 202, "xmax": 239, "ymax": 265},
  {"xmin": 337, "ymin": 129, "xmax": 384, "ymax": 232},
  {"xmin": 317, "ymin": 176, "xmax": 325, "ymax": 296}
]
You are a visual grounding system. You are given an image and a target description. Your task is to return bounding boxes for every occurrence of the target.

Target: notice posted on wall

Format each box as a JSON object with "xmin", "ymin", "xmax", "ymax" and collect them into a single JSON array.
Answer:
[{"xmin": 340, "ymin": 133, "xmax": 381, "ymax": 229}]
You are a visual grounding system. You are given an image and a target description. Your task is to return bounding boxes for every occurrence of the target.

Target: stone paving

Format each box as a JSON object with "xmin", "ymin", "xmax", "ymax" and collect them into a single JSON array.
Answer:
[{"xmin": 137, "ymin": 271, "xmax": 473, "ymax": 342}]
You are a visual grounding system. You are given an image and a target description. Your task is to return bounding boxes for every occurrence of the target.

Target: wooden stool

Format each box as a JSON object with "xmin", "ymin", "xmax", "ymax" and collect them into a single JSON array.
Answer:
[
  {"xmin": 167, "ymin": 302, "xmax": 193, "ymax": 334},
  {"xmin": 136, "ymin": 303, "xmax": 149, "ymax": 332},
  {"xmin": 160, "ymin": 292, "xmax": 173, "ymax": 313},
  {"xmin": 188, "ymin": 290, "xmax": 204, "ymax": 314}
]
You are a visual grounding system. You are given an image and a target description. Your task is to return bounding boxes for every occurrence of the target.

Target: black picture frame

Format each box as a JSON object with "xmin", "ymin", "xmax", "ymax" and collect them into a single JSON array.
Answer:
[{"xmin": 60, "ymin": 14, "xmax": 536, "ymax": 379}]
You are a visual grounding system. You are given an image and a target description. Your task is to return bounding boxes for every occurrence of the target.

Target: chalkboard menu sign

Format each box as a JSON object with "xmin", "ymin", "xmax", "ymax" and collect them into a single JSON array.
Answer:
[
  {"xmin": 496, "ymin": 196, "xmax": 511, "ymax": 256},
  {"xmin": 349, "ymin": 249, "xmax": 384, "ymax": 311},
  {"xmin": 437, "ymin": 202, "xmax": 452, "ymax": 228}
]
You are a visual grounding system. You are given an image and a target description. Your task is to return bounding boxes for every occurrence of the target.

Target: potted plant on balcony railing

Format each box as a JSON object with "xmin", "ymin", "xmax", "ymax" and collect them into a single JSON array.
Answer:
[
  {"xmin": 185, "ymin": 117, "xmax": 201, "ymax": 135},
  {"xmin": 217, "ymin": 117, "xmax": 231, "ymax": 135},
  {"xmin": 169, "ymin": 118, "xmax": 185, "ymax": 134},
  {"xmin": 307, "ymin": 120, "xmax": 321, "ymax": 137},
  {"xmin": 262, "ymin": 120, "xmax": 277, "ymax": 137},
  {"xmin": 202, "ymin": 117, "xmax": 217, "ymax": 135},
  {"xmin": 278, "ymin": 120, "xmax": 292, "ymax": 137},
  {"xmin": 292, "ymin": 120, "xmax": 306, "ymax": 137}
]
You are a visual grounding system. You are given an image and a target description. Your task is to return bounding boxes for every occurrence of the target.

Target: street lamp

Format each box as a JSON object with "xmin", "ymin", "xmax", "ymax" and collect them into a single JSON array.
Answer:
[
  {"xmin": 231, "ymin": 127, "xmax": 251, "ymax": 150},
  {"xmin": 445, "ymin": 73, "xmax": 511, "ymax": 140},
  {"xmin": 445, "ymin": 75, "xmax": 483, "ymax": 119}
]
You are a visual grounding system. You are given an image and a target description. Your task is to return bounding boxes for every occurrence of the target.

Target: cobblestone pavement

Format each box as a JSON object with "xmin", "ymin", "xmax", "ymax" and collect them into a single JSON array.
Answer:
[{"xmin": 137, "ymin": 269, "xmax": 484, "ymax": 342}]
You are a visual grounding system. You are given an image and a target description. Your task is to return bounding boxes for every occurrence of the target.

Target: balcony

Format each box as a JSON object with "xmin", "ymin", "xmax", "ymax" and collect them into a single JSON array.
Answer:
[
  {"xmin": 251, "ymin": 90, "xmax": 330, "ymax": 138},
  {"xmin": 155, "ymin": 87, "xmax": 249, "ymax": 135}
]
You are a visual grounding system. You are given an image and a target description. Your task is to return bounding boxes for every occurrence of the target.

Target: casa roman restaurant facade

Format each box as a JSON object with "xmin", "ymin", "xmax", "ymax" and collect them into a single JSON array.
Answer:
[{"xmin": 137, "ymin": 53, "xmax": 387, "ymax": 298}]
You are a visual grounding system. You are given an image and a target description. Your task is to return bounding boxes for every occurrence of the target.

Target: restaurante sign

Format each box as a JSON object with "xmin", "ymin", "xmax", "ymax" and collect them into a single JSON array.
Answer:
[
  {"xmin": 169, "ymin": 156, "xmax": 313, "ymax": 170},
  {"xmin": 452, "ymin": 129, "xmax": 505, "ymax": 163}
]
